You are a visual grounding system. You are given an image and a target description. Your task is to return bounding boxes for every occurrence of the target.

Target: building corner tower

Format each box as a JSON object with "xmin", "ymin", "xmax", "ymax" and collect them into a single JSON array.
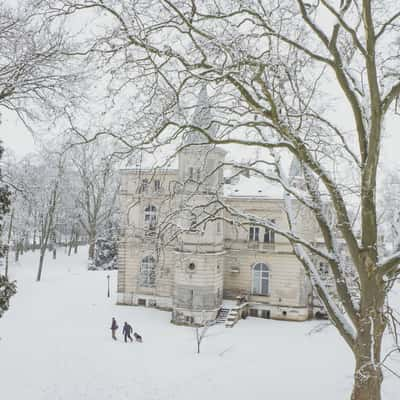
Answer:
[{"xmin": 171, "ymin": 85, "xmax": 226, "ymax": 325}]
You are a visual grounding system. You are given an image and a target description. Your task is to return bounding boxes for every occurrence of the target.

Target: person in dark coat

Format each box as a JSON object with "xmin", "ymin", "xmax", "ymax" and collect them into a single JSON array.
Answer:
[
  {"xmin": 111, "ymin": 317, "xmax": 118, "ymax": 340},
  {"xmin": 122, "ymin": 322, "xmax": 133, "ymax": 343}
]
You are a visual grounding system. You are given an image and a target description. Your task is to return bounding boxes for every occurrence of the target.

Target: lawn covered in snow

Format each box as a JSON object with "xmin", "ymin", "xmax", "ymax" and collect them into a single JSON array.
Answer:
[{"xmin": 0, "ymin": 249, "xmax": 399, "ymax": 400}]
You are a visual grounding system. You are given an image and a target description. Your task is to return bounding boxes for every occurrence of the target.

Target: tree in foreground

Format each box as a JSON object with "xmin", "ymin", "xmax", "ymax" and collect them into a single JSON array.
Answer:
[
  {"xmin": 0, "ymin": 1, "xmax": 86, "ymax": 128},
  {"xmin": 51, "ymin": 1, "xmax": 400, "ymax": 399}
]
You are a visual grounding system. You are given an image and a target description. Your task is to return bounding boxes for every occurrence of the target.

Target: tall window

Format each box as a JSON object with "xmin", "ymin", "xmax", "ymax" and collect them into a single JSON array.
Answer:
[
  {"xmin": 249, "ymin": 226, "xmax": 260, "ymax": 241},
  {"xmin": 138, "ymin": 178, "xmax": 149, "ymax": 193},
  {"xmin": 264, "ymin": 221, "xmax": 275, "ymax": 243},
  {"xmin": 140, "ymin": 256, "xmax": 156, "ymax": 287},
  {"xmin": 154, "ymin": 179, "xmax": 161, "ymax": 192},
  {"xmin": 188, "ymin": 167, "xmax": 194, "ymax": 180},
  {"xmin": 251, "ymin": 263, "xmax": 269, "ymax": 295},
  {"xmin": 144, "ymin": 205, "xmax": 157, "ymax": 229},
  {"xmin": 189, "ymin": 213, "xmax": 197, "ymax": 232}
]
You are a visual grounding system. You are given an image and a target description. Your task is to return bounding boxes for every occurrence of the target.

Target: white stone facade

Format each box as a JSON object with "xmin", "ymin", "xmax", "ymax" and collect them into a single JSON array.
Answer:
[
  {"xmin": 117, "ymin": 164, "xmax": 317, "ymax": 325},
  {"xmin": 117, "ymin": 88, "xmax": 317, "ymax": 325}
]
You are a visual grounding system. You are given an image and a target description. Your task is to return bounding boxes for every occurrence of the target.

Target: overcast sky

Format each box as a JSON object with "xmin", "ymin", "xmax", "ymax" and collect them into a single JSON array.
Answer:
[
  {"xmin": 1, "ymin": 2, "xmax": 399, "ymax": 170},
  {"xmin": 2, "ymin": 104, "xmax": 399, "ymax": 170},
  {"xmin": 1, "ymin": 111, "xmax": 35, "ymax": 157}
]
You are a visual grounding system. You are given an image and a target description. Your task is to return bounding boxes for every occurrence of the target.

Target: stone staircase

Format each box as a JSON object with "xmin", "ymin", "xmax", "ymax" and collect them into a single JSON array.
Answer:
[
  {"xmin": 215, "ymin": 307, "xmax": 230, "ymax": 324},
  {"xmin": 225, "ymin": 308, "xmax": 240, "ymax": 328},
  {"xmin": 213, "ymin": 302, "xmax": 249, "ymax": 328}
]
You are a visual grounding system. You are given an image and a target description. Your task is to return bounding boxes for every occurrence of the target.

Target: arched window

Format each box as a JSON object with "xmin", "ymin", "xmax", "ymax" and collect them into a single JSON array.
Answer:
[
  {"xmin": 251, "ymin": 263, "xmax": 269, "ymax": 295},
  {"xmin": 144, "ymin": 205, "xmax": 157, "ymax": 228},
  {"xmin": 140, "ymin": 256, "xmax": 156, "ymax": 287}
]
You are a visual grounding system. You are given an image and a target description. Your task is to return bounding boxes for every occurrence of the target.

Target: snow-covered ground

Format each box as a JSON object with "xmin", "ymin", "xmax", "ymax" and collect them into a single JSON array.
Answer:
[{"xmin": 0, "ymin": 249, "xmax": 399, "ymax": 400}]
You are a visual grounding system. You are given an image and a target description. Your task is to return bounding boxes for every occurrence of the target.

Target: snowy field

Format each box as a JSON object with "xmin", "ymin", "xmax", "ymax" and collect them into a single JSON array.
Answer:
[{"xmin": 0, "ymin": 249, "xmax": 399, "ymax": 400}]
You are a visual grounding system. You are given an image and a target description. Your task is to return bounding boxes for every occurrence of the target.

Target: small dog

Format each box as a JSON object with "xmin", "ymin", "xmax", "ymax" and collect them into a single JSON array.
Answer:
[{"xmin": 134, "ymin": 332, "xmax": 142, "ymax": 343}]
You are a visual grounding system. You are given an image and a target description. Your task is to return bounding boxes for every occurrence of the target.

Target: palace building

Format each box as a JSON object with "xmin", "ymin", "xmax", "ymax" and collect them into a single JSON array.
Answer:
[{"xmin": 117, "ymin": 87, "xmax": 318, "ymax": 326}]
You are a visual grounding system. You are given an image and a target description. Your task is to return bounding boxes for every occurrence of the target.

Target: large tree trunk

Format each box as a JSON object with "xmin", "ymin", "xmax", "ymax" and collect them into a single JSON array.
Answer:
[
  {"xmin": 352, "ymin": 331, "xmax": 384, "ymax": 400},
  {"xmin": 351, "ymin": 278, "xmax": 386, "ymax": 400},
  {"xmin": 88, "ymin": 241, "xmax": 95, "ymax": 259},
  {"xmin": 352, "ymin": 365, "xmax": 383, "ymax": 400}
]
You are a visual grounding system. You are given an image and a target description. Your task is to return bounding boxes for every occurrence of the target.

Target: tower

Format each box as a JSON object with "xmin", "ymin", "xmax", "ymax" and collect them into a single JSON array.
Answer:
[
  {"xmin": 288, "ymin": 156, "xmax": 305, "ymax": 189},
  {"xmin": 172, "ymin": 85, "xmax": 226, "ymax": 325}
]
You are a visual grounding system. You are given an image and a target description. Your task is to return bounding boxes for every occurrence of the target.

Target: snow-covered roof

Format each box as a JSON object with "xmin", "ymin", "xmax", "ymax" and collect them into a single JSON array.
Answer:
[{"xmin": 224, "ymin": 173, "xmax": 284, "ymax": 200}]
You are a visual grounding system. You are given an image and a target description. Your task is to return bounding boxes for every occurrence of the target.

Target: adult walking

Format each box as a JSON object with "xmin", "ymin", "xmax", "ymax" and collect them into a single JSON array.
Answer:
[
  {"xmin": 110, "ymin": 317, "xmax": 118, "ymax": 340},
  {"xmin": 122, "ymin": 321, "xmax": 133, "ymax": 343}
]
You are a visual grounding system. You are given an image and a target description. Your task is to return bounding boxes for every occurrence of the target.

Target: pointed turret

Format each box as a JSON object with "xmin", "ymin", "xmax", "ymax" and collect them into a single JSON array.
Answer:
[
  {"xmin": 289, "ymin": 156, "xmax": 302, "ymax": 181},
  {"xmin": 178, "ymin": 84, "xmax": 225, "ymax": 193},
  {"xmin": 173, "ymin": 84, "xmax": 225, "ymax": 326},
  {"xmin": 184, "ymin": 84, "xmax": 216, "ymax": 144},
  {"xmin": 288, "ymin": 156, "xmax": 307, "ymax": 190}
]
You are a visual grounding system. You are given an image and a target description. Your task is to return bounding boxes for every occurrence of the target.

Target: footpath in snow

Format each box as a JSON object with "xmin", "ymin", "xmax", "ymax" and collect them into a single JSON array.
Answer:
[{"xmin": 0, "ymin": 248, "xmax": 399, "ymax": 400}]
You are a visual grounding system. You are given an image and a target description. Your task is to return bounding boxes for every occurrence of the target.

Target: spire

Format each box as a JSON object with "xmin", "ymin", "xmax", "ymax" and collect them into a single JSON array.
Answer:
[
  {"xmin": 288, "ymin": 156, "xmax": 306, "ymax": 189},
  {"xmin": 184, "ymin": 84, "xmax": 216, "ymax": 144},
  {"xmin": 289, "ymin": 156, "xmax": 302, "ymax": 181},
  {"xmin": 288, "ymin": 156, "xmax": 318, "ymax": 191}
]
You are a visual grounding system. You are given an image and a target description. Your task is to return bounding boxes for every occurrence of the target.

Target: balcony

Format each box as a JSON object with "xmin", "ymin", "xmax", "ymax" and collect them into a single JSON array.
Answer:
[
  {"xmin": 262, "ymin": 242, "xmax": 275, "ymax": 251},
  {"xmin": 247, "ymin": 241, "xmax": 275, "ymax": 251}
]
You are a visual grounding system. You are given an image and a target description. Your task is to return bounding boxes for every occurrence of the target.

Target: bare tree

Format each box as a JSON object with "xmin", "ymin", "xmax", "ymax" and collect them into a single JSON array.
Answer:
[
  {"xmin": 195, "ymin": 319, "xmax": 212, "ymax": 355},
  {"xmin": 50, "ymin": 1, "xmax": 400, "ymax": 399},
  {"xmin": 0, "ymin": 0, "xmax": 89, "ymax": 285},
  {"xmin": 0, "ymin": 141, "xmax": 15, "ymax": 318},
  {"xmin": 36, "ymin": 153, "xmax": 65, "ymax": 281},
  {"xmin": 70, "ymin": 144, "xmax": 119, "ymax": 263},
  {"xmin": 0, "ymin": 142, "xmax": 10, "ymax": 257},
  {"xmin": 2, "ymin": 152, "xmax": 51, "ymax": 261},
  {"xmin": 0, "ymin": 0, "xmax": 88, "ymax": 130}
]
